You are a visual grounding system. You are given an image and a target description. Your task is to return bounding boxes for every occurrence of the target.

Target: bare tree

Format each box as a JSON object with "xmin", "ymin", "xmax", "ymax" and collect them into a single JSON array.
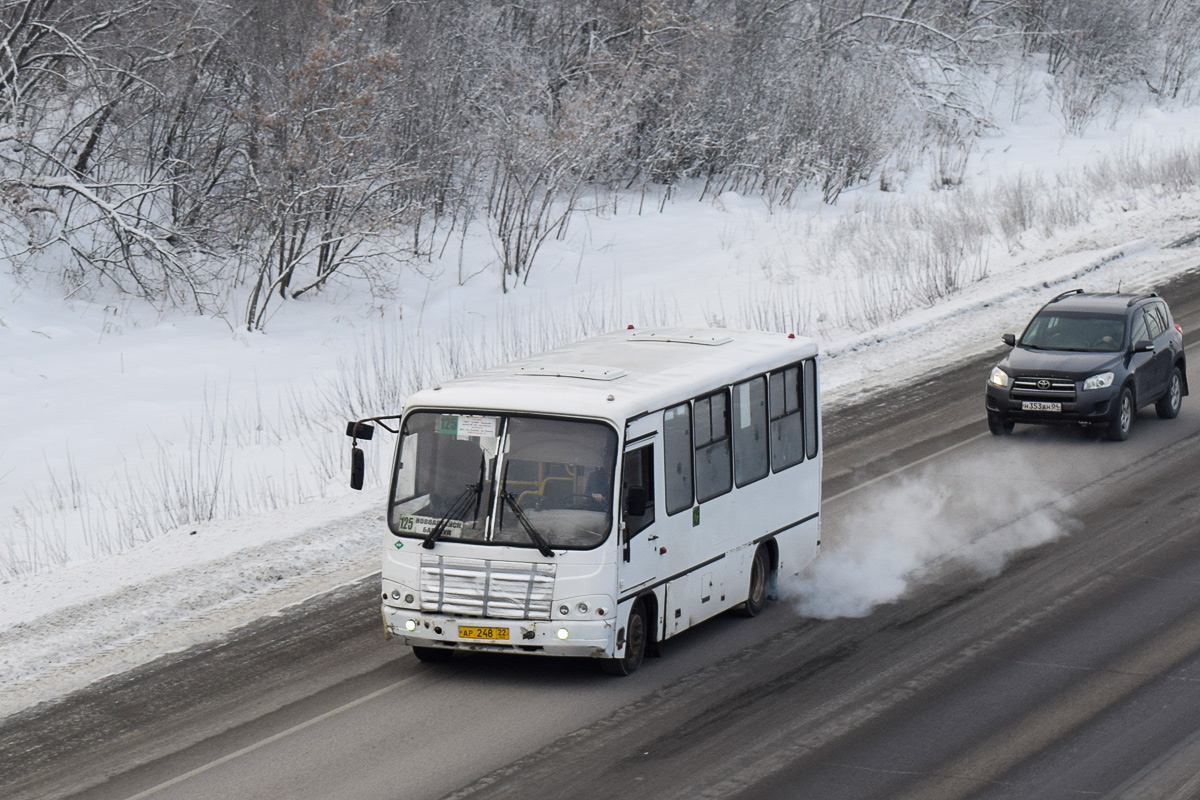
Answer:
[
  {"xmin": 240, "ymin": 0, "xmax": 422, "ymax": 329},
  {"xmin": 0, "ymin": 0, "xmax": 221, "ymax": 307}
]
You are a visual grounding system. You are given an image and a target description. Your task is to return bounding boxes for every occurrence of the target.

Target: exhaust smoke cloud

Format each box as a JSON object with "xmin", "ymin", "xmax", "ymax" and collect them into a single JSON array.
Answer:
[{"xmin": 787, "ymin": 456, "xmax": 1076, "ymax": 619}]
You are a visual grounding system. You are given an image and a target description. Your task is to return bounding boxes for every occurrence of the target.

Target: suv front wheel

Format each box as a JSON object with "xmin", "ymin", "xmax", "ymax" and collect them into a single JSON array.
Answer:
[
  {"xmin": 988, "ymin": 412, "xmax": 1014, "ymax": 436},
  {"xmin": 1105, "ymin": 386, "xmax": 1134, "ymax": 441}
]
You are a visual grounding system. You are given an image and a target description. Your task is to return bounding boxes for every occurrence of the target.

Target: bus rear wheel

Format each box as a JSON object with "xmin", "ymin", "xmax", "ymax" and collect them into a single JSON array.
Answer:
[
  {"xmin": 736, "ymin": 544, "xmax": 770, "ymax": 618},
  {"xmin": 601, "ymin": 599, "xmax": 647, "ymax": 676}
]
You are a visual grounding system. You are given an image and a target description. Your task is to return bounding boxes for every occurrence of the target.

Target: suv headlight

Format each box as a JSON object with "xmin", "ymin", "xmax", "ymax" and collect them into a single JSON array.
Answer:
[
  {"xmin": 989, "ymin": 367, "xmax": 1011, "ymax": 388},
  {"xmin": 1083, "ymin": 372, "xmax": 1114, "ymax": 391}
]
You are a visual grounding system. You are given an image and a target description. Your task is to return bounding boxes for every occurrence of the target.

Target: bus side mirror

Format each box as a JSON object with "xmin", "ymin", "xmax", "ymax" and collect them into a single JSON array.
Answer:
[
  {"xmin": 346, "ymin": 421, "xmax": 374, "ymax": 440},
  {"xmin": 624, "ymin": 486, "xmax": 648, "ymax": 517},
  {"xmin": 350, "ymin": 446, "xmax": 365, "ymax": 490}
]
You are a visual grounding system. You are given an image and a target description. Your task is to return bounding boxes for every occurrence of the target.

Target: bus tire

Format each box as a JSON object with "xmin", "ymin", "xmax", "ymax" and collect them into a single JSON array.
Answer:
[
  {"xmin": 412, "ymin": 645, "xmax": 454, "ymax": 663},
  {"xmin": 736, "ymin": 544, "xmax": 770, "ymax": 618},
  {"xmin": 601, "ymin": 599, "xmax": 647, "ymax": 676}
]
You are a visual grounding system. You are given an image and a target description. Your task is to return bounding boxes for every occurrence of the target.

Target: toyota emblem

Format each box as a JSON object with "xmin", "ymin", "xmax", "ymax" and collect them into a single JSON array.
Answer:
[{"xmin": 1037, "ymin": 379, "xmax": 1051, "ymax": 390}]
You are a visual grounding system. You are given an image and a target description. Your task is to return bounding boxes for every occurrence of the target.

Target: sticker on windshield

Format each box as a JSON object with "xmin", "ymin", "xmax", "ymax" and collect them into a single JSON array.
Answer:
[{"xmin": 437, "ymin": 414, "xmax": 499, "ymax": 438}]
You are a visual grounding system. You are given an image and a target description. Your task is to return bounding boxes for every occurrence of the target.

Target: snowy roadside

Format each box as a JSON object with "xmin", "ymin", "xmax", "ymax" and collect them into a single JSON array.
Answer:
[{"xmin": 3, "ymin": 194, "xmax": 1199, "ymax": 719}]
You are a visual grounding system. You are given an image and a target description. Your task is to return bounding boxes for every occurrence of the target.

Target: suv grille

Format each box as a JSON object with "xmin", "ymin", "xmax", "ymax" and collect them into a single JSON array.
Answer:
[
  {"xmin": 420, "ymin": 555, "xmax": 555, "ymax": 620},
  {"xmin": 1012, "ymin": 376, "xmax": 1077, "ymax": 401}
]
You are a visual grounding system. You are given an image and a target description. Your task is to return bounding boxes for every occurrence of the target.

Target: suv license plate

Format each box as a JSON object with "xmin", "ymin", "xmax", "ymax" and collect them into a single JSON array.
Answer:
[
  {"xmin": 459, "ymin": 626, "xmax": 509, "ymax": 640},
  {"xmin": 1022, "ymin": 401, "xmax": 1062, "ymax": 412}
]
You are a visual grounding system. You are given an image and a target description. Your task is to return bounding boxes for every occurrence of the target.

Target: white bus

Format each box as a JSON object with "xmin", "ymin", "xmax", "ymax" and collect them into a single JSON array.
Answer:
[{"xmin": 347, "ymin": 327, "xmax": 821, "ymax": 675}]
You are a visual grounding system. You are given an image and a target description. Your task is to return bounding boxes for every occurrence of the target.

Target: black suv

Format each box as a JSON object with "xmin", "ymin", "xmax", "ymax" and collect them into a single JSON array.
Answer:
[{"xmin": 986, "ymin": 290, "xmax": 1187, "ymax": 440}]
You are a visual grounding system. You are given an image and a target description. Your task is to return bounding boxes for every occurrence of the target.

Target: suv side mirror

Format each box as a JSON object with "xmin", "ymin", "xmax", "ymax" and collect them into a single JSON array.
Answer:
[
  {"xmin": 624, "ymin": 486, "xmax": 649, "ymax": 517},
  {"xmin": 1002, "ymin": 333, "xmax": 1016, "ymax": 347},
  {"xmin": 1132, "ymin": 339, "xmax": 1155, "ymax": 353}
]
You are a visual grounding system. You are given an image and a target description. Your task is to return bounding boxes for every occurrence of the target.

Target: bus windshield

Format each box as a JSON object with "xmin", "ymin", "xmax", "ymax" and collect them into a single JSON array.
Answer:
[{"xmin": 390, "ymin": 412, "xmax": 618, "ymax": 550}]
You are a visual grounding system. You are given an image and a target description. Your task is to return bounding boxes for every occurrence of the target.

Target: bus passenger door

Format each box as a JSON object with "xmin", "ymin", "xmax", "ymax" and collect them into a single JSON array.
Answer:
[{"xmin": 617, "ymin": 437, "xmax": 661, "ymax": 611}]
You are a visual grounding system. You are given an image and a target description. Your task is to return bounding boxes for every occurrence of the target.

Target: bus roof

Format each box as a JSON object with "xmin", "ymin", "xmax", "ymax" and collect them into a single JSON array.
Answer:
[{"xmin": 404, "ymin": 327, "xmax": 819, "ymax": 423}]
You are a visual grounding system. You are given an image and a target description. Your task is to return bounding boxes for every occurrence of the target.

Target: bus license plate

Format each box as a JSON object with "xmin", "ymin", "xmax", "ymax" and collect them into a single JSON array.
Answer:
[
  {"xmin": 1022, "ymin": 401, "xmax": 1061, "ymax": 412},
  {"xmin": 459, "ymin": 626, "xmax": 509, "ymax": 640}
]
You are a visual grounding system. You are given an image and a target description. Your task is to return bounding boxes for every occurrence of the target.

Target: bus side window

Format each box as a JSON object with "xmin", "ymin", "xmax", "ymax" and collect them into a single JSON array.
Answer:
[
  {"xmin": 694, "ymin": 389, "xmax": 732, "ymax": 502},
  {"xmin": 622, "ymin": 445, "xmax": 655, "ymax": 541},
  {"xmin": 769, "ymin": 365, "xmax": 804, "ymax": 471},
  {"xmin": 803, "ymin": 359, "xmax": 819, "ymax": 460},
  {"xmin": 733, "ymin": 376, "xmax": 768, "ymax": 486},
  {"xmin": 663, "ymin": 404, "xmax": 694, "ymax": 515}
]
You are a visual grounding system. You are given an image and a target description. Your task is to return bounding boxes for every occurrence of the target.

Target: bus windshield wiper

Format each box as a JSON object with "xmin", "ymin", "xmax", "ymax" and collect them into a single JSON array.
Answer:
[
  {"xmin": 500, "ymin": 491, "xmax": 554, "ymax": 558},
  {"xmin": 422, "ymin": 483, "xmax": 480, "ymax": 549}
]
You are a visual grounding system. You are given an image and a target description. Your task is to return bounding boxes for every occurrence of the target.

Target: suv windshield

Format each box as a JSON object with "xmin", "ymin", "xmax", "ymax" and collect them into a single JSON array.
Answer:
[
  {"xmin": 1020, "ymin": 311, "xmax": 1126, "ymax": 353},
  {"xmin": 389, "ymin": 412, "xmax": 617, "ymax": 550}
]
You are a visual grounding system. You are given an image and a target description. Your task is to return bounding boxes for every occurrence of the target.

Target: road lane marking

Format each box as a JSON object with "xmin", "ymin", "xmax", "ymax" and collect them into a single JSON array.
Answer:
[
  {"xmin": 123, "ymin": 673, "xmax": 422, "ymax": 800},
  {"xmin": 825, "ymin": 431, "xmax": 989, "ymax": 504}
]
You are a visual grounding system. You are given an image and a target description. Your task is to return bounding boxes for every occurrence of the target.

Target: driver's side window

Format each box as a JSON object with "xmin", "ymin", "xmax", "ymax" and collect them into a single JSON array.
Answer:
[
  {"xmin": 1131, "ymin": 310, "xmax": 1149, "ymax": 345},
  {"xmin": 622, "ymin": 445, "xmax": 655, "ymax": 541},
  {"xmin": 1144, "ymin": 306, "xmax": 1165, "ymax": 339}
]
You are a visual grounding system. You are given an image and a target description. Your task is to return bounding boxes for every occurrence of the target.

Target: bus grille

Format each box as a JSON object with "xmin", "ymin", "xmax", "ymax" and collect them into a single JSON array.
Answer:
[{"xmin": 420, "ymin": 555, "xmax": 555, "ymax": 620}]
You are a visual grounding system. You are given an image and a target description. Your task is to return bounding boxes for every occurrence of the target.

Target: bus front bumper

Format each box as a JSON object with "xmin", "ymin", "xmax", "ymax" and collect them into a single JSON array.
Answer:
[{"xmin": 382, "ymin": 605, "xmax": 616, "ymax": 658}]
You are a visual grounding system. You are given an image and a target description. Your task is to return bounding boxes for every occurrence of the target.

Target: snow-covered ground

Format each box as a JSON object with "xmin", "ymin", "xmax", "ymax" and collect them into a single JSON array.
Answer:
[{"xmin": 3, "ymin": 89, "xmax": 1200, "ymax": 718}]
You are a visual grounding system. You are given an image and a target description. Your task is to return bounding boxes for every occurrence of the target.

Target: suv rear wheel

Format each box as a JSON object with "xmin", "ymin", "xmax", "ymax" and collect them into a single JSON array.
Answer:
[
  {"xmin": 1156, "ymin": 366, "xmax": 1183, "ymax": 419},
  {"xmin": 1105, "ymin": 386, "xmax": 1134, "ymax": 441}
]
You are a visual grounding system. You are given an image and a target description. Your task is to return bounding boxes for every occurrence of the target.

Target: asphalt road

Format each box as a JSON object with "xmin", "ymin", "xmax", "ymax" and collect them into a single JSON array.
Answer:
[{"xmin": 4, "ymin": 264, "xmax": 1200, "ymax": 800}]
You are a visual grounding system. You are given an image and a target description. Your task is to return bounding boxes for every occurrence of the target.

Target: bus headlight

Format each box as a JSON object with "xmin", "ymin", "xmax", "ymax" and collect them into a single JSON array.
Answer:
[
  {"xmin": 404, "ymin": 619, "xmax": 418, "ymax": 632},
  {"xmin": 556, "ymin": 628, "xmax": 570, "ymax": 640}
]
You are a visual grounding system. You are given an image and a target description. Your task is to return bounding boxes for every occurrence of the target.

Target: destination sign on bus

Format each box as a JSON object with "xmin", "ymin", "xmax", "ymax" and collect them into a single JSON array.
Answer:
[{"xmin": 396, "ymin": 514, "xmax": 465, "ymax": 536}]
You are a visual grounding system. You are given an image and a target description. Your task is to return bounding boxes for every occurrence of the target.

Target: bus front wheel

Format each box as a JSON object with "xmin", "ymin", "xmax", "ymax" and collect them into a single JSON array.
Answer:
[
  {"xmin": 601, "ymin": 599, "xmax": 647, "ymax": 676},
  {"xmin": 412, "ymin": 645, "xmax": 454, "ymax": 663}
]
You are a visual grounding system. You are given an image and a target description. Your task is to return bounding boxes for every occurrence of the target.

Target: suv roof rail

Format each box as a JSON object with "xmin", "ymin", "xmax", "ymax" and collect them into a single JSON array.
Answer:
[
  {"xmin": 1050, "ymin": 288, "xmax": 1085, "ymax": 303},
  {"xmin": 1126, "ymin": 292, "xmax": 1158, "ymax": 307}
]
